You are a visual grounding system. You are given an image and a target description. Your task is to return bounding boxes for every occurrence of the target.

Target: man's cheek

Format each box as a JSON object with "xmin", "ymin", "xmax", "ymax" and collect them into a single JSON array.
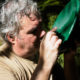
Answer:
[{"xmin": 30, "ymin": 36, "xmax": 37, "ymax": 43}]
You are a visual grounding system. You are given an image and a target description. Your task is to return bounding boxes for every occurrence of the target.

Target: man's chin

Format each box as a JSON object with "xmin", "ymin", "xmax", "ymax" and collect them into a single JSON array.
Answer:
[{"xmin": 24, "ymin": 49, "xmax": 38, "ymax": 59}]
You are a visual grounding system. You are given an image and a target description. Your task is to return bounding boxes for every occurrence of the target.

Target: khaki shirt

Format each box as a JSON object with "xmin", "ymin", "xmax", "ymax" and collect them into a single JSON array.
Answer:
[{"xmin": 0, "ymin": 43, "xmax": 53, "ymax": 80}]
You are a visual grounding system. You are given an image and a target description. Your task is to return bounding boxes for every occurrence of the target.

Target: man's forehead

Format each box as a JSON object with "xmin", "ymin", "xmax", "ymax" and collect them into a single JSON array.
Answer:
[{"xmin": 19, "ymin": 13, "xmax": 41, "ymax": 31}]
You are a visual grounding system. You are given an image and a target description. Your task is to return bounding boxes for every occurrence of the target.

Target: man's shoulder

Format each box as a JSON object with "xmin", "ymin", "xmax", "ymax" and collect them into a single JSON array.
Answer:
[{"xmin": 0, "ymin": 43, "xmax": 9, "ymax": 53}]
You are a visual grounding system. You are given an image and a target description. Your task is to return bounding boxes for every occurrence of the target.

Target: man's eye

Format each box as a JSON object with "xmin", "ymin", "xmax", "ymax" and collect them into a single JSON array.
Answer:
[
  {"xmin": 27, "ymin": 28, "xmax": 37, "ymax": 35},
  {"xmin": 31, "ymin": 30, "xmax": 36, "ymax": 34},
  {"xmin": 31, "ymin": 18, "xmax": 36, "ymax": 21},
  {"xmin": 29, "ymin": 16, "xmax": 36, "ymax": 21}
]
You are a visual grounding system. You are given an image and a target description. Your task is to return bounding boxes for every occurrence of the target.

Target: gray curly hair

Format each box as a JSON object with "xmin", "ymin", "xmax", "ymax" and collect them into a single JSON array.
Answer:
[{"xmin": 0, "ymin": 0, "xmax": 40, "ymax": 42}]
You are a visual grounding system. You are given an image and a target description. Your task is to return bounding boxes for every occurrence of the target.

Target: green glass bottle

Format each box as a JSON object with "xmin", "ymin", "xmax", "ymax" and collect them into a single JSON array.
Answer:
[{"xmin": 52, "ymin": 0, "xmax": 80, "ymax": 43}]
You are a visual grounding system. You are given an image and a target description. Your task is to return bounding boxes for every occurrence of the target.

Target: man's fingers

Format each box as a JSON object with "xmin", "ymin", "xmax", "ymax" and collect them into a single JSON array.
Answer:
[
  {"xmin": 50, "ymin": 27, "xmax": 57, "ymax": 32},
  {"xmin": 54, "ymin": 39, "xmax": 62, "ymax": 49}
]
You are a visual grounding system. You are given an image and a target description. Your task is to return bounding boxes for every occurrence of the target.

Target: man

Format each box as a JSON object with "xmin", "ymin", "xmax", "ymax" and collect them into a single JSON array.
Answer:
[{"xmin": 0, "ymin": 0, "xmax": 62, "ymax": 80}]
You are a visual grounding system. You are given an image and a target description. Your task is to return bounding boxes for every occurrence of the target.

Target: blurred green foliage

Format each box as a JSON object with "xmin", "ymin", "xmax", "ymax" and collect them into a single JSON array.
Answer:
[
  {"xmin": 58, "ymin": 53, "xmax": 64, "ymax": 68},
  {"xmin": 38, "ymin": 0, "xmax": 63, "ymax": 11},
  {"xmin": 47, "ymin": 14, "xmax": 57, "ymax": 30}
]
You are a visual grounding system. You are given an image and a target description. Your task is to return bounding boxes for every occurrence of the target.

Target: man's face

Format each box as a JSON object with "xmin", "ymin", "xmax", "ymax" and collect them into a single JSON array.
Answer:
[{"xmin": 13, "ymin": 14, "xmax": 44, "ymax": 58}]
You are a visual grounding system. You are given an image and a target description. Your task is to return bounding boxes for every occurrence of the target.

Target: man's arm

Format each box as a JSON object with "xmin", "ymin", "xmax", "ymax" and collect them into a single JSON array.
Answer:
[{"xmin": 31, "ymin": 30, "xmax": 62, "ymax": 80}]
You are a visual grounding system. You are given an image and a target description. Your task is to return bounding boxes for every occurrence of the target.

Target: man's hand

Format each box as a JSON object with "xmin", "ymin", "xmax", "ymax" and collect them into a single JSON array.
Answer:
[{"xmin": 39, "ymin": 28, "xmax": 62, "ymax": 70}]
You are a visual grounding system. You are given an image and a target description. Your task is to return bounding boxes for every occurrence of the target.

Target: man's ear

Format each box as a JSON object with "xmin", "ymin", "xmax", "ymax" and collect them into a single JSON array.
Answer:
[{"xmin": 6, "ymin": 34, "xmax": 15, "ymax": 44}]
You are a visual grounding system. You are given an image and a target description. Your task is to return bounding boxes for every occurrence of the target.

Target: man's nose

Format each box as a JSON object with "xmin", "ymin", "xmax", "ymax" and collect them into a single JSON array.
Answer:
[{"xmin": 34, "ymin": 18, "xmax": 42, "ymax": 25}]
